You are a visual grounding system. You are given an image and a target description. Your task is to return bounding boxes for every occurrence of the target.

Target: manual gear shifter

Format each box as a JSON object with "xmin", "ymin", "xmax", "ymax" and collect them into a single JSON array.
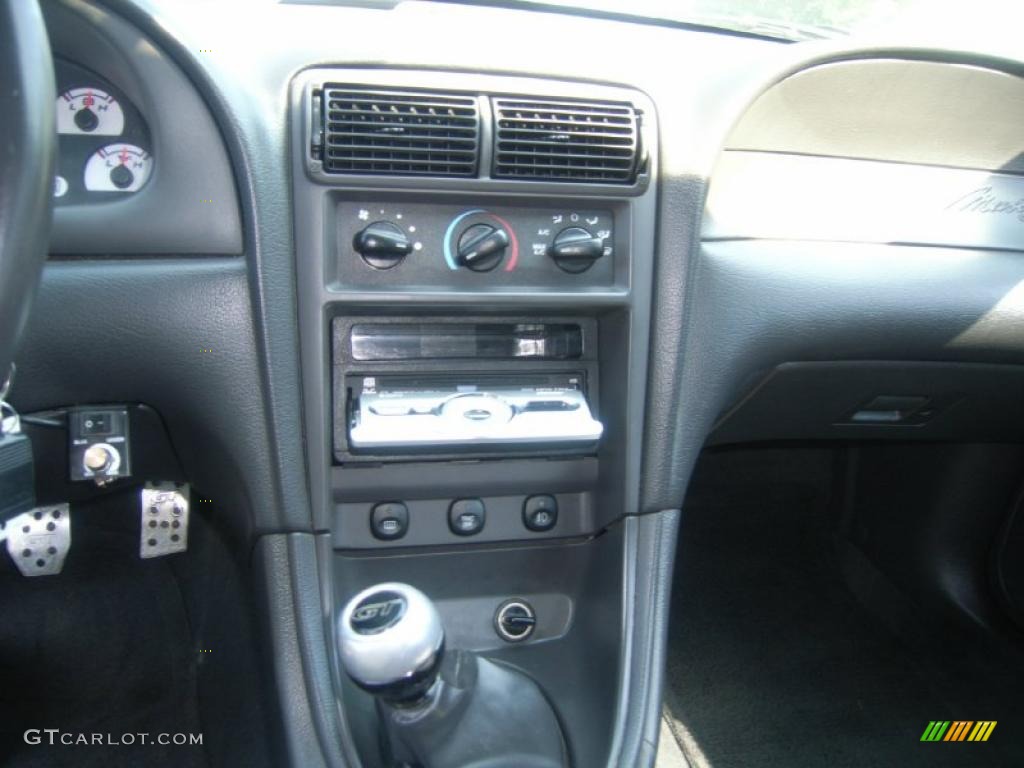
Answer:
[
  {"xmin": 338, "ymin": 583, "xmax": 568, "ymax": 768},
  {"xmin": 339, "ymin": 582, "xmax": 446, "ymax": 704}
]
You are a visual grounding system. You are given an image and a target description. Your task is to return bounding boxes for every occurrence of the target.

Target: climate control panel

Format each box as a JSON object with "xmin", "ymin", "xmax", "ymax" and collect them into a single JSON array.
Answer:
[{"xmin": 336, "ymin": 201, "xmax": 620, "ymax": 290}]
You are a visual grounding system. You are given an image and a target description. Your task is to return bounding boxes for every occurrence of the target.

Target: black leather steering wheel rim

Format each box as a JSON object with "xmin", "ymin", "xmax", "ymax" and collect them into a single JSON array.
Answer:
[{"xmin": 0, "ymin": 1, "xmax": 56, "ymax": 383}]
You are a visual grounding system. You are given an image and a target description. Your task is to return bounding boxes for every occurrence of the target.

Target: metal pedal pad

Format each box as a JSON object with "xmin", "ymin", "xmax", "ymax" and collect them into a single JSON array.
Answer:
[
  {"xmin": 1, "ymin": 504, "xmax": 71, "ymax": 576},
  {"xmin": 140, "ymin": 482, "xmax": 189, "ymax": 559}
]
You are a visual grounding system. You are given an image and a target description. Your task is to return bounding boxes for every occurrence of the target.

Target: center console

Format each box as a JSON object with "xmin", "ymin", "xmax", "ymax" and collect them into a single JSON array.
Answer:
[{"xmin": 291, "ymin": 68, "xmax": 660, "ymax": 767}]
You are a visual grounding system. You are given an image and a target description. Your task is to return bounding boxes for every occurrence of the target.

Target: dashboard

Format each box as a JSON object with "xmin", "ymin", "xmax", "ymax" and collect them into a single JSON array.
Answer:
[{"xmin": 13, "ymin": 1, "xmax": 1024, "ymax": 767}]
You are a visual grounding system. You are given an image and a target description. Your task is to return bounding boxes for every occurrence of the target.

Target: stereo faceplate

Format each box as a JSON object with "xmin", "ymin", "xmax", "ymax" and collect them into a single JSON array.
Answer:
[
  {"xmin": 332, "ymin": 316, "xmax": 602, "ymax": 464},
  {"xmin": 348, "ymin": 375, "xmax": 602, "ymax": 451}
]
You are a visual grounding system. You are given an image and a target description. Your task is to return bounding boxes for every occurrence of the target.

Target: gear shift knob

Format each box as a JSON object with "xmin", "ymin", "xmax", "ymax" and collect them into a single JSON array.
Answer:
[{"xmin": 338, "ymin": 582, "xmax": 445, "ymax": 704}]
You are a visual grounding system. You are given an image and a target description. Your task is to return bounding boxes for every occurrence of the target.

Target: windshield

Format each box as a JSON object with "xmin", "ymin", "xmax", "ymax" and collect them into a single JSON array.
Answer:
[{"xmin": 486, "ymin": 0, "xmax": 1019, "ymax": 44}]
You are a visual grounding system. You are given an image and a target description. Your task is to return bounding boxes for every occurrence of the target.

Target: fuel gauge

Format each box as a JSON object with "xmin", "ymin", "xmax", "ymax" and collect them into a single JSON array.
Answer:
[
  {"xmin": 83, "ymin": 144, "xmax": 153, "ymax": 193},
  {"xmin": 57, "ymin": 88, "xmax": 125, "ymax": 135}
]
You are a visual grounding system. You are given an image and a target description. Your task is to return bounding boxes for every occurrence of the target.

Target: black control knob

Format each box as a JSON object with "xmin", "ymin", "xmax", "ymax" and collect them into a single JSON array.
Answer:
[
  {"xmin": 548, "ymin": 227, "xmax": 605, "ymax": 274},
  {"xmin": 456, "ymin": 223, "xmax": 509, "ymax": 272},
  {"xmin": 354, "ymin": 221, "xmax": 412, "ymax": 270}
]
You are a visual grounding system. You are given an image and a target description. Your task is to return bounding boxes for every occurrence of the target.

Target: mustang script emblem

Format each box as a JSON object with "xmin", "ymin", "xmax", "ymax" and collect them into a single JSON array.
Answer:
[{"xmin": 947, "ymin": 186, "xmax": 1024, "ymax": 222}]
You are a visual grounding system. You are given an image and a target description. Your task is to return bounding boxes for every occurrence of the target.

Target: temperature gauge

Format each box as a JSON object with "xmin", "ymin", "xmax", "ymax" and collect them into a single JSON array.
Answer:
[
  {"xmin": 57, "ymin": 88, "xmax": 125, "ymax": 135},
  {"xmin": 83, "ymin": 144, "xmax": 153, "ymax": 193}
]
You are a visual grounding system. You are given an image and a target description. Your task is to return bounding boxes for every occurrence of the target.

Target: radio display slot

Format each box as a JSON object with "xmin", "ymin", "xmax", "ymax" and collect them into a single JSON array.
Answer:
[{"xmin": 350, "ymin": 322, "xmax": 583, "ymax": 361}]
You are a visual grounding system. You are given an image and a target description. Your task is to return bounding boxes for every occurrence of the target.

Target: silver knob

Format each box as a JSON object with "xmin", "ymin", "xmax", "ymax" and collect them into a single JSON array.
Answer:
[
  {"xmin": 337, "ymin": 582, "xmax": 445, "ymax": 704},
  {"xmin": 83, "ymin": 443, "xmax": 119, "ymax": 474}
]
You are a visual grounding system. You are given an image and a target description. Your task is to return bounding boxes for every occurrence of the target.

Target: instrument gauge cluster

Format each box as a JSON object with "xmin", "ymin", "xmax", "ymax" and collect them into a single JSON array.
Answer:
[{"xmin": 54, "ymin": 59, "xmax": 152, "ymax": 205}]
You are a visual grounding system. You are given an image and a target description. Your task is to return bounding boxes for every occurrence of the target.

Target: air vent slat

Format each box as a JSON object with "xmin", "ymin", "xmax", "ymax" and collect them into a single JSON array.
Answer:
[
  {"xmin": 327, "ymin": 118, "xmax": 478, "ymax": 132},
  {"xmin": 327, "ymin": 138, "xmax": 477, "ymax": 151},
  {"xmin": 328, "ymin": 97, "xmax": 476, "ymax": 111},
  {"xmin": 495, "ymin": 114, "xmax": 630, "ymax": 128},
  {"xmin": 321, "ymin": 86, "xmax": 480, "ymax": 177},
  {"xmin": 495, "ymin": 161, "xmax": 635, "ymax": 173},
  {"xmin": 496, "ymin": 102, "xmax": 633, "ymax": 117},
  {"xmin": 496, "ymin": 151, "xmax": 635, "ymax": 165},
  {"xmin": 497, "ymin": 140, "xmax": 635, "ymax": 154},
  {"xmin": 329, "ymin": 112, "xmax": 478, "ymax": 125},
  {"xmin": 492, "ymin": 97, "xmax": 640, "ymax": 183},
  {"xmin": 328, "ymin": 109, "xmax": 478, "ymax": 122},
  {"xmin": 493, "ymin": 126, "xmax": 630, "ymax": 142}
]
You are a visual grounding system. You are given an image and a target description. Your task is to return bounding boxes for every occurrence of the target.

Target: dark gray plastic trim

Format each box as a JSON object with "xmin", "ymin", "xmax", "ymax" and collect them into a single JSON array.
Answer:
[
  {"xmin": 331, "ymin": 457, "xmax": 598, "ymax": 500},
  {"xmin": 256, "ymin": 534, "xmax": 348, "ymax": 768},
  {"xmin": 605, "ymin": 509, "xmax": 681, "ymax": 767},
  {"xmin": 709, "ymin": 361, "xmax": 1024, "ymax": 445}
]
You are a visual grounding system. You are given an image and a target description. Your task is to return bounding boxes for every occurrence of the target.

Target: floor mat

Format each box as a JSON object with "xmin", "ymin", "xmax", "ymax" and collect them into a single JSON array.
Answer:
[
  {"xmin": 663, "ymin": 449, "xmax": 1023, "ymax": 768},
  {"xmin": 0, "ymin": 512, "xmax": 207, "ymax": 768}
]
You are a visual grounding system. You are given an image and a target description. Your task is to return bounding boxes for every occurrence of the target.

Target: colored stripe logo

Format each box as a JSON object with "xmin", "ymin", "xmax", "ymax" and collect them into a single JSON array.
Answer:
[{"xmin": 921, "ymin": 721, "xmax": 997, "ymax": 742}]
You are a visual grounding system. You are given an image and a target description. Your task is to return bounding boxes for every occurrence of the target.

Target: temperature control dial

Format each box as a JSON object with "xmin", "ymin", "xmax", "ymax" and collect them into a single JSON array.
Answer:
[
  {"xmin": 548, "ymin": 227, "xmax": 606, "ymax": 273},
  {"xmin": 456, "ymin": 223, "xmax": 510, "ymax": 272},
  {"xmin": 444, "ymin": 209, "xmax": 519, "ymax": 272}
]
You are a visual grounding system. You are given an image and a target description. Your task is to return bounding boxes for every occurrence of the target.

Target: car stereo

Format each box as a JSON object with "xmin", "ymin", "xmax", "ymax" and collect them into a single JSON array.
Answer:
[{"xmin": 331, "ymin": 318, "xmax": 601, "ymax": 462}]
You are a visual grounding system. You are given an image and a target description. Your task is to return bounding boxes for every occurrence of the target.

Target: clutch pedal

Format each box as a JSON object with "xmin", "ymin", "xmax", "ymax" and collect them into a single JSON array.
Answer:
[{"xmin": 1, "ymin": 504, "xmax": 71, "ymax": 576}]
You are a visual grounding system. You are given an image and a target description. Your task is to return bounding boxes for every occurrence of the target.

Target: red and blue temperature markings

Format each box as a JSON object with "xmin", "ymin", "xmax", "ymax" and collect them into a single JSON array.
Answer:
[{"xmin": 443, "ymin": 209, "xmax": 519, "ymax": 271}]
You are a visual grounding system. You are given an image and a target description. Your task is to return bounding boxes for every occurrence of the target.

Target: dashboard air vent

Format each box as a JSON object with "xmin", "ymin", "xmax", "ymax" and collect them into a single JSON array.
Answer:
[
  {"xmin": 492, "ymin": 97, "xmax": 641, "ymax": 183},
  {"xmin": 321, "ymin": 87, "xmax": 480, "ymax": 177}
]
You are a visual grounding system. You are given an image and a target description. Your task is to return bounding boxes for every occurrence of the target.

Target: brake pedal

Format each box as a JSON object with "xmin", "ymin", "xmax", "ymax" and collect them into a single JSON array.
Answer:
[
  {"xmin": 1, "ymin": 504, "xmax": 71, "ymax": 576},
  {"xmin": 140, "ymin": 482, "xmax": 189, "ymax": 558}
]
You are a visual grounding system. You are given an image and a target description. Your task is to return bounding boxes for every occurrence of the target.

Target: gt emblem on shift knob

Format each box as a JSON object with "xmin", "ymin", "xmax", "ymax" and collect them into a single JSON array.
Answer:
[
  {"xmin": 350, "ymin": 591, "xmax": 407, "ymax": 634},
  {"xmin": 338, "ymin": 583, "xmax": 445, "ymax": 704}
]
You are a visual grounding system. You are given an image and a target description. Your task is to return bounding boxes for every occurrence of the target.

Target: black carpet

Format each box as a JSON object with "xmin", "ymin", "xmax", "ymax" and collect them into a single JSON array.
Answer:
[
  {"xmin": 0, "ymin": 509, "xmax": 207, "ymax": 768},
  {"xmin": 663, "ymin": 448, "xmax": 1023, "ymax": 768}
]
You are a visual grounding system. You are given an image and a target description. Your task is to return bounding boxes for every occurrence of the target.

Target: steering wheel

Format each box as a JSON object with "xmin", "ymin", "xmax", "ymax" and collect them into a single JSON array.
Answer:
[{"xmin": 0, "ymin": 1, "xmax": 56, "ymax": 385}]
